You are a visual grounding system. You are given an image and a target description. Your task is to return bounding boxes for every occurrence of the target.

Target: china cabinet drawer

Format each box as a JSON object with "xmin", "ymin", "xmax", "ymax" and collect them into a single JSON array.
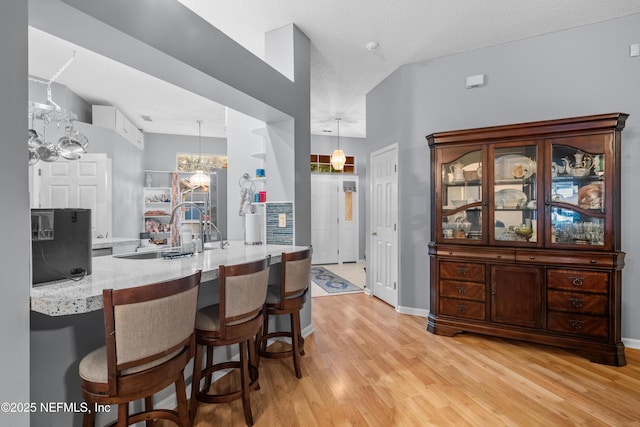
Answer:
[
  {"xmin": 547, "ymin": 269, "xmax": 608, "ymax": 293},
  {"xmin": 440, "ymin": 280, "xmax": 485, "ymax": 301},
  {"xmin": 438, "ymin": 246, "xmax": 515, "ymax": 262},
  {"xmin": 516, "ymin": 251, "xmax": 615, "ymax": 268},
  {"xmin": 439, "ymin": 261, "xmax": 484, "ymax": 282},
  {"xmin": 547, "ymin": 290, "xmax": 607, "ymax": 315},
  {"xmin": 547, "ymin": 312, "xmax": 608, "ymax": 338},
  {"xmin": 440, "ymin": 298, "xmax": 485, "ymax": 320}
]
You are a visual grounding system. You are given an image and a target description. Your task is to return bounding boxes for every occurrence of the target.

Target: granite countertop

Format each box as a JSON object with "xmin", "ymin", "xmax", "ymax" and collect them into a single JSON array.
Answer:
[
  {"xmin": 31, "ymin": 241, "xmax": 308, "ymax": 316},
  {"xmin": 92, "ymin": 237, "xmax": 140, "ymax": 249}
]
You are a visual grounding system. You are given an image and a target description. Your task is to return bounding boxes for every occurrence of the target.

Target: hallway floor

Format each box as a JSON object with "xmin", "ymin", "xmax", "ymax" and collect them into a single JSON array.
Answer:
[{"xmin": 311, "ymin": 261, "xmax": 366, "ymax": 297}]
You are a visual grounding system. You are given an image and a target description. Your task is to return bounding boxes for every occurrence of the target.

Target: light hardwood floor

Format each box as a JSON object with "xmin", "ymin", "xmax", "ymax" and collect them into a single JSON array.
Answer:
[{"xmin": 184, "ymin": 292, "xmax": 640, "ymax": 426}]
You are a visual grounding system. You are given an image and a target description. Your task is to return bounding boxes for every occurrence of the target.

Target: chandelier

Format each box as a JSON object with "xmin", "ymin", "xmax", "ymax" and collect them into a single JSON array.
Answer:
[
  {"xmin": 28, "ymin": 52, "xmax": 88, "ymax": 166},
  {"xmin": 330, "ymin": 118, "xmax": 346, "ymax": 171}
]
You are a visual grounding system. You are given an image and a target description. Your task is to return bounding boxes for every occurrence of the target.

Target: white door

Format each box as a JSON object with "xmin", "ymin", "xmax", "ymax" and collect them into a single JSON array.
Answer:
[
  {"xmin": 338, "ymin": 177, "xmax": 358, "ymax": 263},
  {"xmin": 311, "ymin": 175, "xmax": 339, "ymax": 264},
  {"xmin": 37, "ymin": 153, "xmax": 112, "ymax": 239},
  {"xmin": 370, "ymin": 144, "xmax": 398, "ymax": 307}
]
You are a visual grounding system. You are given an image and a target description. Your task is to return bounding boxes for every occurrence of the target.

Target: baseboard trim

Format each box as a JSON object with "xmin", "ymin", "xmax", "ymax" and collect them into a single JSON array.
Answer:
[
  {"xmin": 398, "ymin": 306, "xmax": 429, "ymax": 317},
  {"xmin": 623, "ymin": 337, "xmax": 640, "ymax": 350}
]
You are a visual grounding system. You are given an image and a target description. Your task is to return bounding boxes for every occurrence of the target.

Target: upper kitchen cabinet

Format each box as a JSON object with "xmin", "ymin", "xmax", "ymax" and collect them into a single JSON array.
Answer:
[
  {"xmin": 93, "ymin": 105, "xmax": 144, "ymax": 150},
  {"xmin": 427, "ymin": 113, "xmax": 629, "ymax": 366}
]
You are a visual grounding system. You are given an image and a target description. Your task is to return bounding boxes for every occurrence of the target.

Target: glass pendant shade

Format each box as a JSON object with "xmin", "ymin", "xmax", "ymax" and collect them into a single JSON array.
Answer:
[
  {"xmin": 189, "ymin": 170, "xmax": 210, "ymax": 187},
  {"xmin": 331, "ymin": 117, "xmax": 346, "ymax": 171},
  {"xmin": 189, "ymin": 120, "xmax": 210, "ymax": 186},
  {"xmin": 331, "ymin": 149, "xmax": 346, "ymax": 170}
]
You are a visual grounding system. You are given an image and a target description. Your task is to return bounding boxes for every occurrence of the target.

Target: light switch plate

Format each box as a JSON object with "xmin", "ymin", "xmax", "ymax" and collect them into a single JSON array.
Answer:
[
  {"xmin": 465, "ymin": 74, "xmax": 485, "ymax": 88},
  {"xmin": 278, "ymin": 213, "xmax": 286, "ymax": 227},
  {"xmin": 630, "ymin": 43, "xmax": 640, "ymax": 57}
]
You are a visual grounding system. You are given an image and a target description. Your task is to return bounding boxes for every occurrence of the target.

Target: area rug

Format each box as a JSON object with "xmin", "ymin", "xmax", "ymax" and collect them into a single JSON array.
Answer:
[{"xmin": 310, "ymin": 266, "xmax": 362, "ymax": 295}]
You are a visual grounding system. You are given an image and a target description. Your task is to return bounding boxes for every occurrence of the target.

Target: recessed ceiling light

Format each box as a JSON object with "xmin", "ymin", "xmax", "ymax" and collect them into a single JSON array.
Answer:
[
  {"xmin": 366, "ymin": 41, "xmax": 379, "ymax": 50},
  {"xmin": 141, "ymin": 115, "xmax": 152, "ymax": 122}
]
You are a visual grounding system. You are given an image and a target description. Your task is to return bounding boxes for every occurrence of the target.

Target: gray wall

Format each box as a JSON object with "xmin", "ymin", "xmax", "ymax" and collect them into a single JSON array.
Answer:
[
  {"xmin": 366, "ymin": 13, "xmax": 640, "ymax": 341},
  {"xmin": 310, "ymin": 134, "xmax": 367, "ymax": 260},
  {"xmin": 0, "ymin": 1, "xmax": 30, "ymax": 425}
]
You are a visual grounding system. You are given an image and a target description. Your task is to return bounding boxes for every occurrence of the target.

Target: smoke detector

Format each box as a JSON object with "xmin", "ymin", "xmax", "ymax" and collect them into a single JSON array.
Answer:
[{"xmin": 366, "ymin": 41, "xmax": 379, "ymax": 50}]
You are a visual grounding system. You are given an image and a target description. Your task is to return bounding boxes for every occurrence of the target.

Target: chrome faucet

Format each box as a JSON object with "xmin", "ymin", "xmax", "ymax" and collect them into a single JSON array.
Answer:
[
  {"xmin": 169, "ymin": 202, "xmax": 204, "ymax": 253},
  {"xmin": 207, "ymin": 221, "xmax": 228, "ymax": 249}
]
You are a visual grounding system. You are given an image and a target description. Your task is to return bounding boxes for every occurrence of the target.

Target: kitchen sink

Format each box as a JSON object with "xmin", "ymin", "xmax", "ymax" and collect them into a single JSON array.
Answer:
[{"xmin": 113, "ymin": 251, "xmax": 167, "ymax": 260}]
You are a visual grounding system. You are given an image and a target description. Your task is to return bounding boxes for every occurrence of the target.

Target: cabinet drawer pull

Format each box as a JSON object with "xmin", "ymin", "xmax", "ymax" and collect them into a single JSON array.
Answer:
[
  {"xmin": 571, "ymin": 277, "xmax": 584, "ymax": 287},
  {"xmin": 569, "ymin": 319, "xmax": 584, "ymax": 330},
  {"xmin": 457, "ymin": 305, "xmax": 467, "ymax": 314},
  {"xmin": 456, "ymin": 286, "xmax": 467, "ymax": 295},
  {"xmin": 456, "ymin": 268, "xmax": 467, "ymax": 277},
  {"xmin": 448, "ymin": 251, "xmax": 453, "ymax": 255},
  {"xmin": 529, "ymin": 255, "xmax": 536, "ymax": 260},
  {"xmin": 590, "ymin": 259, "xmax": 597, "ymax": 264},
  {"xmin": 570, "ymin": 298, "xmax": 584, "ymax": 308},
  {"xmin": 496, "ymin": 254, "xmax": 502, "ymax": 259}
]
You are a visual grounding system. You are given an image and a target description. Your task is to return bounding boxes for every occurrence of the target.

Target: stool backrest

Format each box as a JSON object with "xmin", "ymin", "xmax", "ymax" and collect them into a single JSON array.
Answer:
[
  {"xmin": 279, "ymin": 248, "xmax": 312, "ymax": 303},
  {"xmin": 219, "ymin": 258, "xmax": 270, "ymax": 338},
  {"xmin": 103, "ymin": 270, "xmax": 201, "ymax": 395}
]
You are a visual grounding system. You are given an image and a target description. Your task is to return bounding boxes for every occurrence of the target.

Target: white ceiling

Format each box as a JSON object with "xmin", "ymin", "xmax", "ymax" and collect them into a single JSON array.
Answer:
[{"xmin": 28, "ymin": 1, "xmax": 640, "ymax": 139}]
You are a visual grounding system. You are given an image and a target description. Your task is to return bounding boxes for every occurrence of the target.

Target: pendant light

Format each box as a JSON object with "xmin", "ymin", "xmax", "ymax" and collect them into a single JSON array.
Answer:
[
  {"xmin": 330, "ymin": 117, "xmax": 346, "ymax": 171},
  {"xmin": 189, "ymin": 120, "xmax": 210, "ymax": 187}
]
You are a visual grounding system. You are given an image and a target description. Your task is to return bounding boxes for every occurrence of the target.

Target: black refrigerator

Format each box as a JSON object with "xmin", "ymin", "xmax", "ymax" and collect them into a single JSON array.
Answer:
[{"xmin": 31, "ymin": 208, "xmax": 92, "ymax": 285}]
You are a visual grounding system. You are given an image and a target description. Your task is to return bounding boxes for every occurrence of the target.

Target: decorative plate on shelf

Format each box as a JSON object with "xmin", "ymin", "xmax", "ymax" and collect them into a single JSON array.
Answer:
[
  {"xmin": 495, "ymin": 189, "xmax": 527, "ymax": 209},
  {"xmin": 495, "ymin": 155, "xmax": 536, "ymax": 180},
  {"xmin": 578, "ymin": 183, "xmax": 603, "ymax": 209}
]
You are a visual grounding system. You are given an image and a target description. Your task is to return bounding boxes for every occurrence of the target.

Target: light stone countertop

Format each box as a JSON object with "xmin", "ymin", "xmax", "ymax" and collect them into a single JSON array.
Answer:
[{"xmin": 31, "ymin": 241, "xmax": 308, "ymax": 316}]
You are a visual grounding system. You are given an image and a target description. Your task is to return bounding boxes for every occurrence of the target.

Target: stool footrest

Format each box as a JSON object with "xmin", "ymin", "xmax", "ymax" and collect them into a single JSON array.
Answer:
[{"xmin": 196, "ymin": 362, "xmax": 259, "ymax": 404}]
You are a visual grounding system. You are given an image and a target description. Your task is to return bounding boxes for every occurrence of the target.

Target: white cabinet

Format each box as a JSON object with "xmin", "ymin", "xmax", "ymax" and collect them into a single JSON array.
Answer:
[{"xmin": 92, "ymin": 105, "xmax": 144, "ymax": 150}]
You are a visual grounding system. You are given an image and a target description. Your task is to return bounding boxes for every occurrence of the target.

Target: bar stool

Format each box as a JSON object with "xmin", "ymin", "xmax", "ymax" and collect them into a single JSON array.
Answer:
[
  {"xmin": 259, "ymin": 248, "xmax": 312, "ymax": 378},
  {"xmin": 79, "ymin": 270, "xmax": 201, "ymax": 427},
  {"xmin": 189, "ymin": 258, "xmax": 270, "ymax": 426}
]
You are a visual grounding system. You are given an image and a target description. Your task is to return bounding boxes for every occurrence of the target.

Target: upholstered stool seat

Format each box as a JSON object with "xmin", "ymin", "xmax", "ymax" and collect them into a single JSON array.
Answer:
[
  {"xmin": 259, "ymin": 249, "xmax": 312, "ymax": 379},
  {"xmin": 190, "ymin": 258, "xmax": 270, "ymax": 426},
  {"xmin": 79, "ymin": 270, "xmax": 201, "ymax": 427}
]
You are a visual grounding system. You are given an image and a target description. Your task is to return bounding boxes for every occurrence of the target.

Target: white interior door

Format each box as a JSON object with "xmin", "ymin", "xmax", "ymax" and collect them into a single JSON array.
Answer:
[
  {"xmin": 339, "ymin": 177, "xmax": 358, "ymax": 263},
  {"xmin": 370, "ymin": 144, "xmax": 398, "ymax": 307},
  {"xmin": 311, "ymin": 175, "xmax": 339, "ymax": 264},
  {"xmin": 37, "ymin": 153, "xmax": 112, "ymax": 239}
]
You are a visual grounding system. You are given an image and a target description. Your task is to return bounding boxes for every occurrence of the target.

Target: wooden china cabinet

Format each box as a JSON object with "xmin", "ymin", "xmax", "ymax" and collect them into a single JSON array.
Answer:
[{"xmin": 426, "ymin": 113, "xmax": 628, "ymax": 366}]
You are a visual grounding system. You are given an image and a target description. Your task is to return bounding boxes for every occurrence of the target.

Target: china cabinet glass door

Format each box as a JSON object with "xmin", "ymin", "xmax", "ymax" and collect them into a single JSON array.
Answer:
[
  {"xmin": 548, "ymin": 142, "xmax": 606, "ymax": 248},
  {"xmin": 440, "ymin": 149, "xmax": 483, "ymax": 242},
  {"xmin": 492, "ymin": 144, "xmax": 539, "ymax": 245}
]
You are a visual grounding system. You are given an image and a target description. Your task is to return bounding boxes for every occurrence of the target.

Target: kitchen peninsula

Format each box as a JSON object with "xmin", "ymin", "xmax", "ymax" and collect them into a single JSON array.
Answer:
[{"xmin": 30, "ymin": 241, "xmax": 310, "ymax": 427}]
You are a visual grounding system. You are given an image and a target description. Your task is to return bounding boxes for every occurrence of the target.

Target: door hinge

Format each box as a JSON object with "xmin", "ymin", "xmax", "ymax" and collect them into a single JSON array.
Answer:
[
  {"xmin": 38, "ymin": 168, "xmax": 42, "ymax": 176},
  {"xmin": 394, "ymin": 281, "xmax": 397, "ymax": 290},
  {"xmin": 394, "ymin": 164, "xmax": 397, "ymax": 172},
  {"xmin": 394, "ymin": 223, "xmax": 397, "ymax": 231}
]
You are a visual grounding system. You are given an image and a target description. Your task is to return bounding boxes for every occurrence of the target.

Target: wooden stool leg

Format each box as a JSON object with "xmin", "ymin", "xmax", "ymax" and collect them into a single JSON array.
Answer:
[
  {"xmin": 189, "ymin": 343, "xmax": 204, "ymax": 425},
  {"xmin": 203, "ymin": 345, "xmax": 214, "ymax": 391},
  {"xmin": 82, "ymin": 401, "xmax": 95, "ymax": 427},
  {"xmin": 240, "ymin": 341, "xmax": 254, "ymax": 426},
  {"xmin": 291, "ymin": 312, "xmax": 302, "ymax": 378},
  {"xmin": 260, "ymin": 310, "xmax": 269, "ymax": 353},
  {"xmin": 117, "ymin": 403, "xmax": 128, "ymax": 427},
  {"xmin": 175, "ymin": 371, "xmax": 189, "ymax": 427},
  {"xmin": 144, "ymin": 396, "xmax": 154, "ymax": 427}
]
